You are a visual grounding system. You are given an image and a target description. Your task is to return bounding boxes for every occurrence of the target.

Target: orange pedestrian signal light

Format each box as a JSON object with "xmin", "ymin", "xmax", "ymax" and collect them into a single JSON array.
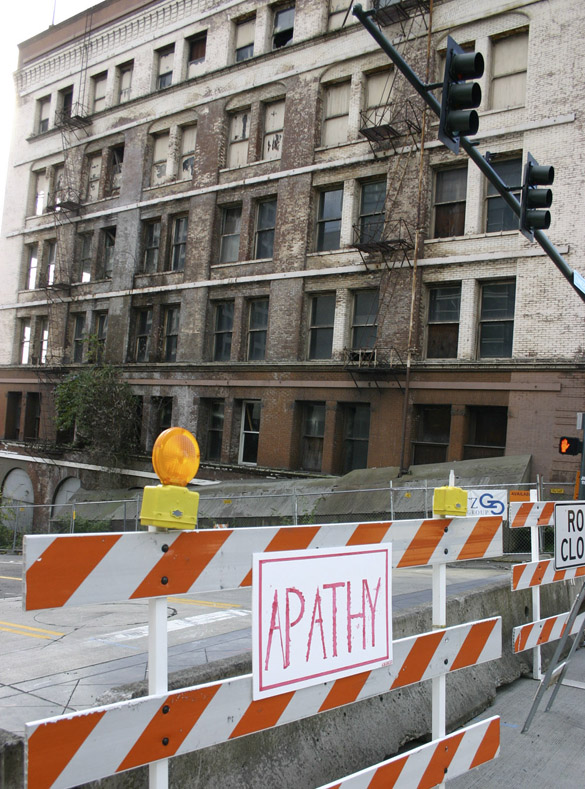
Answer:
[
  {"xmin": 140, "ymin": 427, "xmax": 201, "ymax": 529},
  {"xmin": 559, "ymin": 436, "xmax": 583, "ymax": 456}
]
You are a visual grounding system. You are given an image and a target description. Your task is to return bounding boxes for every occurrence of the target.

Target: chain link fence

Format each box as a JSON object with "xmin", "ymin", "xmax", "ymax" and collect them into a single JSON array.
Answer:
[{"xmin": 0, "ymin": 480, "xmax": 577, "ymax": 555}]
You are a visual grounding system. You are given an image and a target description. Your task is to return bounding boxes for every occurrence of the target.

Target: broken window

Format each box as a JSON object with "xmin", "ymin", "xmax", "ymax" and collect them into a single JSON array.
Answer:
[
  {"xmin": 180, "ymin": 125, "xmax": 197, "ymax": 180},
  {"xmin": 87, "ymin": 154, "xmax": 102, "ymax": 201},
  {"xmin": 45, "ymin": 241, "xmax": 56, "ymax": 286},
  {"xmin": 143, "ymin": 220, "xmax": 161, "ymax": 273},
  {"xmin": 273, "ymin": 6, "xmax": 294, "ymax": 50},
  {"xmin": 77, "ymin": 233, "xmax": 93, "ymax": 283},
  {"xmin": 300, "ymin": 402, "xmax": 326, "ymax": 471},
  {"xmin": 107, "ymin": 145, "xmax": 124, "ymax": 194},
  {"xmin": 135, "ymin": 308, "xmax": 153, "ymax": 362},
  {"xmin": 157, "ymin": 46, "xmax": 174, "ymax": 90},
  {"xmin": 20, "ymin": 320, "xmax": 31, "ymax": 365},
  {"xmin": 263, "ymin": 100, "xmax": 285, "ymax": 160},
  {"xmin": 187, "ymin": 32, "xmax": 207, "ymax": 76},
  {"xmin": 99, "ymin": 227, "xmax": 116, "ymax": 279},
  {"xmin": 151, "ymin": 132, "xmax": 169, "ymax": 186},
  {"xmin": 117, "ymin": 61, "xmax": 133, "ymax": 103},
  {"xmin": 39, "ymin": 319, "xmax": 49, "ymax": 364},
  {"xmin": 26, "ymin": 245, "xmax": 38, "ymax": 290},
  {"xmin": 239, "ymin": 400, "xmax": 261, "ymax": 464}
]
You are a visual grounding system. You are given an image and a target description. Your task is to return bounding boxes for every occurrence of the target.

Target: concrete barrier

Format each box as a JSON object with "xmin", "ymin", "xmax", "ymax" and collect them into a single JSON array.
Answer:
[{"xmin": 2, "ymin": 572, "xmax": 578, "ymax": 788}]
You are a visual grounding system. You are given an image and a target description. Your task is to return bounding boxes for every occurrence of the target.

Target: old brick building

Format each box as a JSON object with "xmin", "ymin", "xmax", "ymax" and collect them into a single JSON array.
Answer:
[{"xmin": 1, "ymin": 0, "xmax": 584, "ymax": 506}]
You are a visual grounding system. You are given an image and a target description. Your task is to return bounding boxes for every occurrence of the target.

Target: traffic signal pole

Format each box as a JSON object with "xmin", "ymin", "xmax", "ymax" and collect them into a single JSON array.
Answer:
[{"xmin": 352, "ymin": 4, "xmax": 585, "ymax": 304}]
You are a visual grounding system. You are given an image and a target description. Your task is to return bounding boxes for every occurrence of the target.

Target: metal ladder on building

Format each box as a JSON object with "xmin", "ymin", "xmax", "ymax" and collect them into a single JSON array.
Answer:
[{"xmin": 522, "ymin": 578, "xmax": 585, "ymax": 732}]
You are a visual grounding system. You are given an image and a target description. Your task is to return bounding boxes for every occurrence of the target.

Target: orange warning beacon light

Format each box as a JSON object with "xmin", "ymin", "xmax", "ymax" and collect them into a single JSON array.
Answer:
[{"xmin": 140, "ymin": 427, "xmax": 200, "ymax": 529}]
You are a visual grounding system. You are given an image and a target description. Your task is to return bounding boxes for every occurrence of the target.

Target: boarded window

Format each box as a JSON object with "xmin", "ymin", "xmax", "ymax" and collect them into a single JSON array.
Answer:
[
  {"xmin": 227, "ymin": 110, "xmax": 250, "ymax": 167},
  {"xmin": 301, "ymin": 402, "xmax": 326, "ymax": 471},
  {"xmin": 263, "ymin": 100, "xmax": 285, "ymax": 160},
  {"xmin": 92, "ymin": 73, "xmax": 107, "ymax": 113},
  {"xmin": 322, "ymin": 82, "xmax": 350, "ymax": 146},
  {"xmin": 491, "ymin": 32, "xmax": 528, "ymax": 110},
  {"xmin": 87, "ymin": 155, "xmax": 102, "ymax": 201},
  {"xmin": 151, "ymin": 133, "xmax": 169, "ymax": 185},
  {"xmin": 117, "ymin": 62, "xmax": 133, "ymax": 103}
]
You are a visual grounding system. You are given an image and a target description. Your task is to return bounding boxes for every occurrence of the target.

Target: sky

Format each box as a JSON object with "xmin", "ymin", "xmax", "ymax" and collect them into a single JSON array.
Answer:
[{"xmin": 0, "ymin": 1, "xmax": 98, "ymax": 218}]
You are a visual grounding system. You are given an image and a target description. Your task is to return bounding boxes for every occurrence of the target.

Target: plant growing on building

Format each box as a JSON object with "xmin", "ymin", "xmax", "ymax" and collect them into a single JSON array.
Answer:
[{"xmin": 55, "ymin": 336, "xmax": 140, "ymax": 469}]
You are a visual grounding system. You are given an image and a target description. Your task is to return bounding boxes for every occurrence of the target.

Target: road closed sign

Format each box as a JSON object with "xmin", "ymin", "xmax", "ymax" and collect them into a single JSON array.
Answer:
[
  {"xmin": 252, "ymin": 544, "xmax": 392, "ymax": 700},
  {"xmin": 554, "ymin": 502, "xmax": 585, "ymax": 570}
]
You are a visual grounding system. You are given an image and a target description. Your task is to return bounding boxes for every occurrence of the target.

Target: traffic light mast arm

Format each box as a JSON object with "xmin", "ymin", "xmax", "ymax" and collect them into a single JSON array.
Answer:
[{"xmin": 352, "ymin": 3, "xmax": 585, "ymax": 305}]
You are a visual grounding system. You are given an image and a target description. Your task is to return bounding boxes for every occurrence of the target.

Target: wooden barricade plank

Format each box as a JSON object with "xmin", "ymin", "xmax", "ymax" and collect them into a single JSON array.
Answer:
[
  {"xmin": 316, "ymin": 716, "xmax": 500, "ymax": 789},
  {"xmin": 25, "ymin": 617, "xmax": 501, "ymax": 789},
  {"xmin": 513, "ymin": 611, "xmax": 585, "ymax": 653},
  {"xmin": 509, "ymin": 502, "xmax": 554, "ymax": 529},
  {"xmin": 512, "ymin": 558, "xmax": 585, "ymax": 590},
  {"xmin": 23, "ymin": 517, "xmax": 502, "ymax": 611}
]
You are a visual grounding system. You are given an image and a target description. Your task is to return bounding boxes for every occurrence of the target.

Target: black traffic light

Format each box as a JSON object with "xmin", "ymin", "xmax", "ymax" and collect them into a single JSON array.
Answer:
[
  {"xmin": 438, "ymin": 36, "xmax": 484, "ymax": 154},
  {"xmin": 559, "ymin": 436, "xmax": 583, "ymax": 456},
  {"xmin": 520, "ymin": 152, "xmax": 555, "ymax": 241}
]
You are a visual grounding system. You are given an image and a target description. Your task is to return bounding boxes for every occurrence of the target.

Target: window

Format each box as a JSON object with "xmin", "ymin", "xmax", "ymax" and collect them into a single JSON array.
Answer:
[
  {"xmin": 247, "ymin": 298, "xmax": 269, "ymax": 360},
  {"xmin": 34, "ymin": 170, "xmax": 48, "ymax": 215},
  {"xmin": 206, "ymin": 400, "xmax": 224, "ymax": 461},
  {"xmin": 352, "ymin": 290, "xmax": 378, "ymax": 349},
  {"xmin": 322, "ymin": 81, "xmax": 350, "ymax": 146},
  {"xmin": 412, "ymin": 405, "xmax": 451, "ymax": 465},
  {"xmin": 26, "ymin": 245, "xmax": 38, "ymax": 290},
  {"xmin": 187, "ymin": 32, "xmax": 207, "ymax": 76},
  {"xmin": 72, "ymin": 315, "xmax": 85, "ymax": 363},
  {"xmin": 117, "ymin": 61, "xmax": 133, "ymax": 103},
  {"xmin": 135, "ymin": 308, "xmax": 153, "ymax": 362},
  {"xmin": 486, "ymin": 158, "xmax": 522, "ymax": 232},
  {"xmin": 235, "ymin": 17, "xmax": 255, "ymax": 62},
  {"xmin": 464, "ymin": 406, "xmax": 507, "ymax": 460},
  {"xmin": 239, "ymin": 400, "xmax": 261, "ymax": 464},
  {"xmin": 364, "ymin": 69, "xmax": 392, "ymax": 126},
  {"xmin": 37, "ymin": 97, "xmax": 51, "ymax": 134},
  {"xmin": 316, "ymin": 187, "xmax": 343, "ymax": 251},
  {"xmin": 24, "ymin": 393, "xmax": 41, "ymax": 441},
  {"xmin": 227, "ymin": 110, "xmax": 250, "ymax": 167},
  {"xmin": 491, "ymin": 31, "xmax": 528, "ymax": 110},
  {"xmin": 5, "ymin": 392, "xmax": 22, "ymax": 439},
  {"xmin": 213, "ymin": 301, "xmax": 234, "ymax": 361},
  {"xmin": 273, "ymin": 6, "xmax": 294, "ymax": 49},
  {"xmin": 263, "ymin": 100, "xmax": 285, "ymax": 160},
  {"xmin": 359, "ymin": 180, "xmax": 386, "ymax": 245},
  {"xmin": 163, "ymin": 306, "xmax": 180, "ymax": 362},
  {"xmin": 58, "ymin": 86, "xmax": 73, "ymax": 123},
  {"xmin": 151, "ymin": 132, "xmax": 169, "ymax": 186},
  {"xmin": 219, "ymin": 205, "xmax": 242, "ymax": 263},
  {"xmin": 434, "ymin": 167, "xmax": 467, "ymax": 238},
  {"xmin": 87, "ymin": 154, "xmax": 102, "ymax": 201},
  {"xmin": 479, "ymin": 280, "xmax": 515, "ymax": 358},
  {"xmin": 309, "ymin": 293, "xmax": 335, "ymax": 359},
  {"xmin": 143, "ymin": 220, "xmax": 161, "ymax": 273},
  {"xmin": 427, "ymin": 284, "xmax": 461, "ymax": 359},
  {"xmin": 343, "ymin": 403, "xmax": 370, "ymax": 472},
  {"xmin": 157, "ymin": 46, "xmax": 174, "ymax": 89},
  {"xmin": 255, "ymin": 199, "xmax": 277, "ymax": 259},
  {"xmin": 39, "ymin": 319, "xmax": 49, "ymax": 364},
  {"xmin": 329, "ymin": 0, "xmax": 351, "ymax": 31},
  {"xmin": 20, "ymin": 320, "xmax": 31, "ymax": 364},
  {"xmin": 51, "ymin": 165, "xmax": 65, "ymax": 209},
  {"xmin": 95, "ymin": 312, "xmax": 108, "ymax": 362},
  {"xmin": 106, "ymin": 145, "xmax": 124, "ymax": 195},
  {"xmin": 170, "ymin": 216, "xmax": 188, "ymax": 271},
  {"xmin": 301, "ymin": 402, "xmax": 325, "ymax": 471},
  {"xmin": 92, "ymin": 72, "xmax": 107, "ymax": 113},
  {"xmin": 153, "ymin": 396, "xmax": 173, "ymax": 437},
  {"xmin": 180, "ymin": 125, "xmax": 197, "ymax": 180},
  {"xmin": 77, "ymin": 233, "xmax": 92, "ymax": 283},
  {"xmin": 100, "ymin": 227, "xmax": 116, "ymax": 279},
  {"xmin": 46, "ymin": 241, "xmax": 56, "ymax": 286}
]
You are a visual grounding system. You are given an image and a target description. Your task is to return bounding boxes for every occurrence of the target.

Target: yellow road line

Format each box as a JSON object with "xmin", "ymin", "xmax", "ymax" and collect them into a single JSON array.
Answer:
[
  {"xmin": 0, "ymin": 620, "xmax": 65, "ymax": 636},
  {"xmin": 0, "ymin": 626, "xmax": 55, "ymax": 641},
  {"xmin": 168, "ymin": 597, "xmax": 242, "ymax": 609},
  {"xmin": 0, "ymin": 575, "xmax": 20, "ymax": 581}
]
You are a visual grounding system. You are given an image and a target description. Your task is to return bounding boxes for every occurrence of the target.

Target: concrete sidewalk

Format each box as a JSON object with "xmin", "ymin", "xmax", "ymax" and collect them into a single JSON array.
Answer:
[{"xmin": 450, "ymin": 644, "xmax": 585, "ymax": 788}]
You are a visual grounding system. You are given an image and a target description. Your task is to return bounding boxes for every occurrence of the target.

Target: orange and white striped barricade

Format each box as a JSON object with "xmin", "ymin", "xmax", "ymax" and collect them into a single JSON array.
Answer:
[
  {"xmin": 25, "ymin": 617, "xmax": 501, "ymax": 789},
  {"xmin": 508, "ymin": 501, "xmax": 555, "ymax": 678},
  {"xmin": 513, "ymin": 610, "xmax": 585, "ymax": 653},
  {"xmin": 512, "ymin": 558, "xmax": 585, "ymax": 591},
  {"xmin": 23, "ymin": 517, "xmax": 503, "ymax": 610},
  {"xmin": 317, "ymin": 716, "xmax": 500, "ymax": 789},
  {"xmin": 508, "ymin": 502, "xmax": 554, "ymax": 529}
]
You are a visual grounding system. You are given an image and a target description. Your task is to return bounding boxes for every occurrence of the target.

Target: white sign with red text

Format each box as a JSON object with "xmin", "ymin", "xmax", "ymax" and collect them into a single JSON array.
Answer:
[{"xmin": 252, "ymin": 544, "xmax": 392, "ymax": 700}]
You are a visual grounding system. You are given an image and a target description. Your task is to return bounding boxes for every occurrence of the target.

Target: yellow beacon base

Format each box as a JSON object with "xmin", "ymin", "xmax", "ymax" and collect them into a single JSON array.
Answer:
[
  {"xmin": 140, "ymin": 484, "xmax": 200, "ymax": 530},
  {"xmin": 433, "ymin": 486, "xmax": 468, "ymax": 517}
]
